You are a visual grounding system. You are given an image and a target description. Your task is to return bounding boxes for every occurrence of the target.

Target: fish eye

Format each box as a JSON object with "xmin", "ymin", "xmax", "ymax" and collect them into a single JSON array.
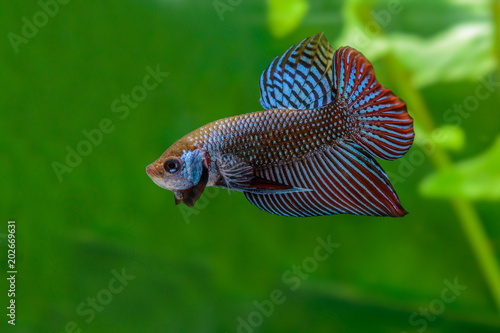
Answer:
[{"xmin": 163, "ymin": 157, "xmax": 182, "ymax": 174}]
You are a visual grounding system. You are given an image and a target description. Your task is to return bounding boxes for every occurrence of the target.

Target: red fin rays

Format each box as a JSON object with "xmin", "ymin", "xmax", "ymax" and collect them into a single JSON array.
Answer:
[
  {"xmin": 333, "ymin": 47, "xmax": 414, "ymax": 160},
  {"xmin": 244, "ymin": 141, "xmax": 407, "ymax": 217}
]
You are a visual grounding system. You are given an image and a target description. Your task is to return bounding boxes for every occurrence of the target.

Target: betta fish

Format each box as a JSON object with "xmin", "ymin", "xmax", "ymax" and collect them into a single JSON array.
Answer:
[{"xmin": 146, "ymin": 33, "xmax": 414, "ymax": 217}]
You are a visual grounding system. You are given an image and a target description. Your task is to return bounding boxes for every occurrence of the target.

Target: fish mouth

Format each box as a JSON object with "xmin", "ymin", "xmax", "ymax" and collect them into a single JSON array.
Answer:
[
  {"xmin": 146, "ymin": 164, "xmax": 160, "ymax": 178},
  {"xmin": 146, "ymin": 164, "xmax": 172, "ymax": 191}
]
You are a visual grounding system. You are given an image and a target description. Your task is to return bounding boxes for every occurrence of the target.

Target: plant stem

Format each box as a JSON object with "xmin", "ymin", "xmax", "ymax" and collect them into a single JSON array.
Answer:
[
  {"xmin": 384, "ymin": 55, "xmax": 500, "ymax": 314},
  {"xmin": 451, "ymin": 199, "xmax": 500, "ymax": 311}
]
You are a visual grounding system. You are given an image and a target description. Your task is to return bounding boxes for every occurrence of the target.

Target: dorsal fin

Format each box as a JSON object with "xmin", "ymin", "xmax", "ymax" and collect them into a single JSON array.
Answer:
[
  {"xmin": 259, "ymin": 33, "xmax": 336, "ymax": 110},
  {"xmin": 259, "ymin": 36, "xmax": 414, "ymax": 160}
]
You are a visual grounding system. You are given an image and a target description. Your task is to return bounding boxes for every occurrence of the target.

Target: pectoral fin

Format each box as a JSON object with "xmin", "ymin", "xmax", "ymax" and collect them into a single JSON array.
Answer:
[{"xmin": 215, "ymin": 154, "xmax": 310, "ymax": 194}]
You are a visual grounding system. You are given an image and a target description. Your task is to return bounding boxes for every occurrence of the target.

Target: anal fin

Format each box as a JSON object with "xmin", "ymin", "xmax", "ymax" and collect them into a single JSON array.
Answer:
[
  {"xmin": 242, "ymin": 177, "xmax": 310, "ymax": 194},
  {"xmin": 244, "ymin": 140, "xmax": 407, "ymax": 217}
]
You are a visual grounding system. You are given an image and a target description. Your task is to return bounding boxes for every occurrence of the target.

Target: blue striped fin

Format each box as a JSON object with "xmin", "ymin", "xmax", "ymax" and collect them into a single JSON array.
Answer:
[
  {"xmin": 259, "ymin": 33, "xmax": 336, "ymax": 110},
  {"xmin": 244, "ymin": 140, "xmax": 407, "ymax": 217},
  {"xmin": 333, "ymin": 47, "xmax": 414, "ymax": 160}
]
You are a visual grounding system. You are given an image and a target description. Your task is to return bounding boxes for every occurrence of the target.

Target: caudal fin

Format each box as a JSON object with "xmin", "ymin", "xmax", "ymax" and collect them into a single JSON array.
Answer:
[{"xmin": 333, "ymin": 47, "xmax": 414, "ymax": 160}]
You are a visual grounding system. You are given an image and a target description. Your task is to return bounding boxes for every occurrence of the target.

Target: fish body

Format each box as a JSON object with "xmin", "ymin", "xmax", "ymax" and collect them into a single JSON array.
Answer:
[{"xmin": 146, "ymin": 33, "xmax": 414, "ymax": 217}]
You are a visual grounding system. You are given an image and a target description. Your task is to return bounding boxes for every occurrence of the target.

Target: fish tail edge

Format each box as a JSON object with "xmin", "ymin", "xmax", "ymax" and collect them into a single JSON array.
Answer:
[{"xmin": 333, "ymin": 46, "xmax": 415, "ymax": 161}]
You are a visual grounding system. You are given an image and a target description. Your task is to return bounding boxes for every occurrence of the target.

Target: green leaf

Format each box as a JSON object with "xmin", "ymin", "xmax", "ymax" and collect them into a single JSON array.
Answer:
[
  {"xmin": 420, "ymin": 136, "xmax": 500, "ymax": 200},
  {"xmin": 267, "ymin": 0, "xmax": 309, "ymax": 38},
  {"xmin": 414, "ymin": 122, "xmax": 465, "ymax": 152},
  {"xmin": 334, "ymin": 0, "xmax": 390, "ymax": 60},
  {"xmin": 335, "ymin": 0, "xmax": 494, "ymax": 85},
  {"xmin": 390, "ymin": 22, "xmax": 495, "ymax": 87}
]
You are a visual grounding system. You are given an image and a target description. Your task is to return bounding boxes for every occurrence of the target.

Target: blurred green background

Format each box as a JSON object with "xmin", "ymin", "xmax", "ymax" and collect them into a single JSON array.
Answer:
[{"xmin": 2, "ymin": 0, "xmax": 500, "ymax": 332}]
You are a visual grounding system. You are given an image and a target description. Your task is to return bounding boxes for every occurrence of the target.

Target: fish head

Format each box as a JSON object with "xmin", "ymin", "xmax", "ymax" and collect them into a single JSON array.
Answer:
[{"xmin": 146, "ymin": 146, "xmax": 209, "ymax": 207}]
